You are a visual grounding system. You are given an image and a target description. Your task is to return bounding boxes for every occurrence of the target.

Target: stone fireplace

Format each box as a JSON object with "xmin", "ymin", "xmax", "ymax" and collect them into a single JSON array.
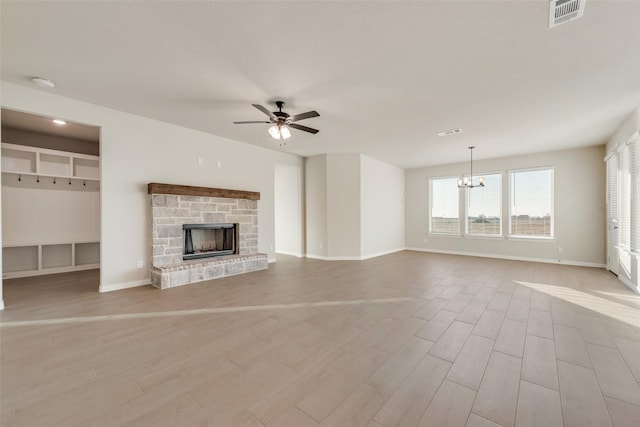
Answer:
[{"xmin": 148, "ymin": 183, "xmax": 268, "ymax": 289}]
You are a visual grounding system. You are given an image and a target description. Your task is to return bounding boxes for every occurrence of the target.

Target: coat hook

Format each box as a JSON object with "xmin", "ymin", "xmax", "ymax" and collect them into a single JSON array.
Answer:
[
  {"xmin": 68, "ymin": 179, "xmax": 72, "ymax": 185},
  {"xmin": 37, "ymin": 176, "xmax": 40, "ymax": 183},
  {"xmin": 83, "ymin": 180, "xmax": 86, "ymax": 186},
  {"xmin": 53, "ymin": 177, "xmax": 56, "ymax": 184},
  {"xmin": 18, "ymin": 174, "xmax": 21, "ymax": 182}
]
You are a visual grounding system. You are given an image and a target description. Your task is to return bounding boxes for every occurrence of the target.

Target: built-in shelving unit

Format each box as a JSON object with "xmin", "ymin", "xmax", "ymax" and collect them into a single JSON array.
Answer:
[
  {"xmin": 2, "ymin": 242, "xmax": 100, "ymax": 279},
  {"xmin": 1, "ymin": 142, "xmax": 100, "ymax": 181},
  {"xmin": 2, "ymin": 142, "xmax": 101, "ymax": 279}
]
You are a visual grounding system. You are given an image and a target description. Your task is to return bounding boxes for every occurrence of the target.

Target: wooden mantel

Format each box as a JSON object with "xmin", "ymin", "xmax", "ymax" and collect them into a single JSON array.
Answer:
[{"xmin": 148, "ymin": 183, "xmax": 260, "ymax": 200}]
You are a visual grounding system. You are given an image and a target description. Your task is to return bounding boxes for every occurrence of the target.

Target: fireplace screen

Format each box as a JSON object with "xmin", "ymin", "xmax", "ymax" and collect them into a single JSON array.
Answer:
[{"xmin": 183, "ymin": 223, "xmax": 237, "ymax": 260}]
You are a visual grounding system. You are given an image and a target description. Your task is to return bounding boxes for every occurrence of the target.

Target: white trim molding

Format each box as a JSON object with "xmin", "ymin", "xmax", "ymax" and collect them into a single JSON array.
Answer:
[
  {"xmin": 405, "ymin": 247, "xmax": 606, "ymax": 268},
  {"xmin": 275, "ymin": 251, "xmax": 304, "ymax": 258},
  {"xmin": 305, "ymin": 247, "xmax": 404, "ymax": 261},
  {"xmin": 0, "ymin": 299, "xmax": 4, "ymax": 311},
  {"xmin": 99, "ymin": 279, "xmax": 150, "ymax": 293},
  {"xmin": 618, "ymin": 274, "xmax": 640, "ymax": 295}
]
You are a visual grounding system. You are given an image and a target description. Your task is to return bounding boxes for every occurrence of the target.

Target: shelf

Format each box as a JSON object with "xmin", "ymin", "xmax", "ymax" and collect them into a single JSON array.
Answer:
[
  {"xmin": 1, "ymin": 143, "xmax": 99, "ymax": 182},
  {"xmin": 73, "ymin": 158, "xmax": 99, "ymax": 180},
  {"xmin": 40, "ymin": 153, "xmax": 71, "ymax": 177},
  {"xmin": 2, "ymin": 246, "xmax": 38, "ymax": 273},
  {"xmin": 1, "ymin": 148, "xmax": 36, "ymax": 174},
  {"xmin": 2, "ymin": 242, "xmax": 100, "ymax": 279},
  {"xmin": 42, "ymin": 244, "xmax": 72, "ymax": 269},
  {"xmin": 76, "ymin": 242, "xmax": 100, "ymax": 265}
]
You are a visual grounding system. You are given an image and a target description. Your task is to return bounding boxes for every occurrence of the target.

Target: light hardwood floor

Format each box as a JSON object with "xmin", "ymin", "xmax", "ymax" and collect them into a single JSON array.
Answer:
[{"xmin": 1, "ymin": 251, "xmax": 640, "ymax": 427}]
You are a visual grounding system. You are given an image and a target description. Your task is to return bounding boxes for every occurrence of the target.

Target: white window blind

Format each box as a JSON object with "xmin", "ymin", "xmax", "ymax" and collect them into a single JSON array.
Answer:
[
  {"xmin": 466, "ymin": 173, "xmax": 502, "ymax": 236},
  {"xmin": 430, "ymin": 177, "xmax": 459, "ymax": 234},
  {"xmin": 619, "ymin": 146, "xmax": 631, "ymax": 249},
  {"xmin": 510, "ymin": 168, "xmax": 554, "ymax": 237},
  {"xmin": 630, "ymin": 137, "xmax": 640, "ymax": 252}
]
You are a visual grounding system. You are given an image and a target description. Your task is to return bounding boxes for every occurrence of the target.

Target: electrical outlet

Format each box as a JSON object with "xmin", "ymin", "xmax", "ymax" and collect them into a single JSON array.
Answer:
[
  {"xmin": 137, "ymin": 260, "xmax": 144, "ymax": 268},
  {"xmin": 319, "ymin": 243, "xmax": 323, "ymax": 249},
  {"xmin": 558, "ymin": 246, "xmax": 563, "ymax": 253},
  {"xmin": 270, "ymin": 245, "xmax": 274, "ymax": 251},
  {"xmin": 198, "ymin": 158, "xmax": 203, "ymax": 166},
  {"xmin": 217, "ymin": 161, "xmax": 222, "ymax": 168}
]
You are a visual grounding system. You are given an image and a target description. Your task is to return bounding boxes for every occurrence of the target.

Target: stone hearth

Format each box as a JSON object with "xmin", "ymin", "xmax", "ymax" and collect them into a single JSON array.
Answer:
[{"xmin": 148, "ymin": 183, "xmax": 267, "ymax": 289}]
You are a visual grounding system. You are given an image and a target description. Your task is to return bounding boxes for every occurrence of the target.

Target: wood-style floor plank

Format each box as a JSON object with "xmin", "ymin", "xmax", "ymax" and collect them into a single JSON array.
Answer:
[{"xmin": 1, "ymin": 252, "xmax": 639, "ymax": 427}]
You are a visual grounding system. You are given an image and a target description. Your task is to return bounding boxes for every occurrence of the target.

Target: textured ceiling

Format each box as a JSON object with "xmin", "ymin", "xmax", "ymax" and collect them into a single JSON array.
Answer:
[{"xmin": 2, "ymin": 1, "xmax": 639, "ymax": 168}]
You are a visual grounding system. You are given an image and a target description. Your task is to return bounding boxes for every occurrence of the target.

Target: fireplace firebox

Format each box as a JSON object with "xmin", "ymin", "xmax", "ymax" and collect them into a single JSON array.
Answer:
[{"xmin": 183, "ymin": 223, "xmax": 238, "ymax": 260}]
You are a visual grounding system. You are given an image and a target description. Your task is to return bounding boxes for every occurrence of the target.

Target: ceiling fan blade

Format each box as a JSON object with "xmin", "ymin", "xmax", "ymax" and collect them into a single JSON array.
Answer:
[
  {"xmin": 289, "ymin": 123, "xmax": 319, "ymax": 134},
  {"xmin": 233, "ymin": 121, "xmax": 271, "ymax": 124},
  {"xmin": 291, "ymin": 111, "xmax": 320, "ymax": 122},
  {"xmin": 252, "ymin": 104, "xmax": 276, "ymax": 119}
]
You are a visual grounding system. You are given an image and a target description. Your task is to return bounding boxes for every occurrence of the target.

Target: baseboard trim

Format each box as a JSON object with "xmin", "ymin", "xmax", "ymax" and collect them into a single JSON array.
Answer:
[
  {"xmin": 275, "ymin": 251, "xmax": 304, "ymax": 258},
  {"xmin": 361, "ymin": 248, "xmax": 405, "ymax": 260},
  {"xmin": 618, "ymin": 274, "xmax": 640, "ymax": 295},
  {"xmin": 305, "ymin": 247, "xmax": 404, "ymax": 261},
  {"xmin": 404, "ymin": 247, "xmax": 606, "ymax": 269},
  {"xmin": 99, "ymin": 279, "xmax": 150, "ymax": 293}
]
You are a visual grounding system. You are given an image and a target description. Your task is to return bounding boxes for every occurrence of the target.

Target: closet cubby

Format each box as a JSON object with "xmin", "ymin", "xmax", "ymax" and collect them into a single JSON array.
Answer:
[{"xmin": 2, "ymin": 142, "xmax": 101, "ymax": 279}]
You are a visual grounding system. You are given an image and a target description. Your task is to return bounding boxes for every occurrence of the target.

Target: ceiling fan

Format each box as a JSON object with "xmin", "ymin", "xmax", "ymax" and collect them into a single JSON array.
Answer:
[{"xmin": 233, "ymin": 101, "xmax": 319, "ymax": 140}]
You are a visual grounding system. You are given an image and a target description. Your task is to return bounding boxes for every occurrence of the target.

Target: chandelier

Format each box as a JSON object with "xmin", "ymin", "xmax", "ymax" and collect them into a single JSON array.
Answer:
[{"xmin": 458, "ymin": 146, "xmax": 485, "ymax": 188}]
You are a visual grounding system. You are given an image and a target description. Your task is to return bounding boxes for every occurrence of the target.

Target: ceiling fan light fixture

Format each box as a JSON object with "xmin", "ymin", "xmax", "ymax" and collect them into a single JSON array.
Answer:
[
  {"xmin": 280, "ymin": 125, "xmax": 291, "ymax": 140},
  {"xmin": 268, "ymin": 124, "xmax": 292, "ymax": 140},
  {"xmin": 268, "ymin": 125, "xmax": 281, "ymax": 139}
]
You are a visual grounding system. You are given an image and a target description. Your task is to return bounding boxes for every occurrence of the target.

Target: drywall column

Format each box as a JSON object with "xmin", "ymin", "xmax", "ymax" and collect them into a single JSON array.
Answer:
[
  {"xmin": 326, "ymin": 153, "xmax": 361, "ymax": 258},
  {"xmin": 274, "ymin": 164, "xmax": 303, "ymax": 257},
  {"xmin": 305, "ymin": 155, "xmax": 328, "ymax": 258},
  {"xmin": 361, "ymin": 155, "xmax": 405, "ymax": 258}
]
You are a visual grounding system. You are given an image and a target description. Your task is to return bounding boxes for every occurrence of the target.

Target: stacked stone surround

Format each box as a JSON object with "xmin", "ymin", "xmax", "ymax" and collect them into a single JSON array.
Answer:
[{"xmin": 149, "ymin": 185, "xmax": 267, "ymax": 289}]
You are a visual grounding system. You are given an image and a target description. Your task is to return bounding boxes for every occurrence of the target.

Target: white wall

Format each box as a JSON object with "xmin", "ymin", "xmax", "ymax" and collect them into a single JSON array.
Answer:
[
  {"xmin": 326, "ymin": 153, "xmax": 361, "ymax": 258},
  {"xmin": 606, "ymin": 106, "xmax": 640, "ymax": 153},
  {"xmin": 274, "ymin": 164, "xmax": 303, "ymax": 257},
  {"xmin": 2, "ymin": 177, "xmax": 100, "ymax": 245},
  {"xmin": 1, "ymin": 82, "xmax": 303, "ymax": 292},
  {"xmin": 305, "ymin": 155, "xmax": 327, "ymax": 258},
  {"xmin": 305, "ymin": 153, "xmax": 405, "ymax": 260},
  {"xmin": 361, "ymin": 155, "xmax": 405, "ymax": 257},
  {"xmin": 405, "ymin": 145, "xmax": 606, "ymax": 266}
]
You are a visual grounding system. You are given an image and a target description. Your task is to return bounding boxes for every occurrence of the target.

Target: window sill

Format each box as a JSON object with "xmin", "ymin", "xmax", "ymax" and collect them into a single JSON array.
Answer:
[
  {"xmin": 427, "ymin": 233, "xmax": 462, "ymax": 238},
  {"xmin": 507, "ymin": 235, "xmax": 555, "ymax": 242},
  {"xmin": 463, "ymin": 234, "xmax": 504, "ymax": 240}
]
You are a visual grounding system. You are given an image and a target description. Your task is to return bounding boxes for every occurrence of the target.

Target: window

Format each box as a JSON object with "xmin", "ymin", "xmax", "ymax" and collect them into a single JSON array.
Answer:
[
  {"xmin": 466, "ymin": 173, "xmax": 502, "ymax": 236},
  {"xmin": 509, "ymin": 168, "xmax": 553, "ymax": 238},
  {"xmin": 430, "ymin": 177, "xmax": 459, "ymax": 234}
]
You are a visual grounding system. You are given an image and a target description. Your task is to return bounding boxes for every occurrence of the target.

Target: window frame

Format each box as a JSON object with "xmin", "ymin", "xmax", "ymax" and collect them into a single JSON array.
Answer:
[
  {"xmin": 508, "ymin": 166, "xmax": 555, "ymax": 240},
  {"xmin": 464, "ymin": 170, "xmax": 503, "ymax": 238},
  {"xmin": 428, "ymin": 175, "xmax": 461, "ymax": 236}
]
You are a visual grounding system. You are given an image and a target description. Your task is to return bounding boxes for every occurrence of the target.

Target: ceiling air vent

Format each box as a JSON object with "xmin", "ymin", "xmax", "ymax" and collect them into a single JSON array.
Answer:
[
  {"xmin": 549, "ymin": 0, "xmax": 585, "ymax": 28},
  {"xmin": 437, "ymin": 129, "xmax": 462, "ymax": 137}
]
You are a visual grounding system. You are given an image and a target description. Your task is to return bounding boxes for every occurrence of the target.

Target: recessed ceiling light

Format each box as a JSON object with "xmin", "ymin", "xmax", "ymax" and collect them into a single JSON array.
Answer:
[
  {"xmin": 437, "ymin": 128, "xmax": 463, "ymax": 137},
  {"xmin": 52, "ymin": 119, "xmax": 66, "ymax": 125},
  {"xmin": 31, "ymin": 77, "xmax": 56, "ymax": 88}
]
